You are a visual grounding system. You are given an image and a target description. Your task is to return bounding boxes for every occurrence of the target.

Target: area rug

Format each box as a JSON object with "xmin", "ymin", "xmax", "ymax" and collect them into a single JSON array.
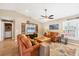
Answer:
[{"xmin": 50, "ymin": 43, "xmax": 79, "ymax": 56}]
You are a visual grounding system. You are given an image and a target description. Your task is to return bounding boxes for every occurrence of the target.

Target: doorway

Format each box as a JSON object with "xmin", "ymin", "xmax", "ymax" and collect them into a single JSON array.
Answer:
[
  {"xmin": 4, "ymin": 23, "xmax": 12, "ymax": 39},
  {"xmin": 1, "ymin": 20, "xmax": 15, "ymax": 40}
]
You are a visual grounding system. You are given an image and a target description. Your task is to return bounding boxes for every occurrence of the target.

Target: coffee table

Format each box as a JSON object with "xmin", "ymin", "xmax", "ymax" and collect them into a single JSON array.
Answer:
[{"xmin": 35, "ymin": 36, "xmax": 51, "ymax": 43}]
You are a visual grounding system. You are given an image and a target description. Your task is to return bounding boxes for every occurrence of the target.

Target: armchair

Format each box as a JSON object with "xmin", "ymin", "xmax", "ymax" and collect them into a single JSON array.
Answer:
[{"xmin": 17, "ymin": 34, "xmax": 40, "ymax": 56}]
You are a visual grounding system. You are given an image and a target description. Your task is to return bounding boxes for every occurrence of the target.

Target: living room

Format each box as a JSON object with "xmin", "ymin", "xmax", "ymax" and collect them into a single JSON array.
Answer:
[{"xmin": 0, "ymin": 3, "xmax": 79, "ymax": 56}]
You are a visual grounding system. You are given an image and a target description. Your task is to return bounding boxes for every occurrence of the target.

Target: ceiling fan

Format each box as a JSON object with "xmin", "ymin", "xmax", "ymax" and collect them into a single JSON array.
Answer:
[{"xmin": 41, "ymin": 9, "xmax": 54, "ymax": 19}]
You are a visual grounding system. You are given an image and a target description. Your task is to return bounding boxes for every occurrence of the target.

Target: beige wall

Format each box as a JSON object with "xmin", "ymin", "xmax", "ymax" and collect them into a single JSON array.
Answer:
[
  {"xmin": 43, "ymin": 19, "xmax": 64, "ymax": 34},
  {"xmin": 0, "ymin": 10, "xmax": 43, "ymax": 41}
]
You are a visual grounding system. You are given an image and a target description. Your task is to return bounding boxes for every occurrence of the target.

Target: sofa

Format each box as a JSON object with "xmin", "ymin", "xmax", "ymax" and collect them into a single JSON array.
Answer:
[
  {"xmin": 44, "ymin": 32, "xmax": 60, "ymax": 42},
  {"xmin": 17, "ymin": 34, "xmax": 40, "ymax": 56}
]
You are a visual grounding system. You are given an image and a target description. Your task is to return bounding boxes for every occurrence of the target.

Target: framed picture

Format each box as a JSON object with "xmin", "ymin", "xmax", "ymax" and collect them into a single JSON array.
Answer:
[{"xmin": 49, "ymin": 24, "xmax": 59, "ymax": 30}]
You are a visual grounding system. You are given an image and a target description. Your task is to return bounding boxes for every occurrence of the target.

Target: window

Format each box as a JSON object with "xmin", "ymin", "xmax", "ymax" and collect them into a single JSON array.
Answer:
[
  {"xmin": 21, "ymin": 23, "xmax": 38, "ymax": 35},
  {"xmin": 63, "ymin": 19, "xmax": 79, "ymax": 40},
  {"xmin": 26, "ymin": 24, "xmax": 36, "ymax": 34}
]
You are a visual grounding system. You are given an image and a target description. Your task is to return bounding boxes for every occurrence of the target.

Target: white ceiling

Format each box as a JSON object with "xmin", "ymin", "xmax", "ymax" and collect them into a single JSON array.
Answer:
[{"xmin": 0, "ymin": 3, "xmax": 79, "ymax": 23}]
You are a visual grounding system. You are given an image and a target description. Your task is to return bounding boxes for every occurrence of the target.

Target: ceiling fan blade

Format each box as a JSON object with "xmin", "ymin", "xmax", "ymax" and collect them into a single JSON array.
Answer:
[
  {"xmin": 49, "ymin": 17, "xmax": 53, "ymax": 19},
  {"xmin": 40, "ymin": 17, "xmax": 45, "ymax": 19},
  {"xmin": 41, "ymin": 15, "xmax": 45, "ymax": 17},
  {"xmin": 48, "ymin": 15, "xmax": 54, "ymax": 19},
  {"xmin": 49, "ymin": 15, "xmax": 54, "ymax": 17}
]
